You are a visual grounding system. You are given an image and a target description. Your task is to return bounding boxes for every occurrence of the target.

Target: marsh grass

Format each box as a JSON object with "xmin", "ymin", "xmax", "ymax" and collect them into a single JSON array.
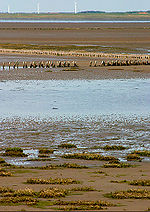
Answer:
[
  {"xmin": 39, "ymin": 148, "xmax": 54, "ymax": 154},
  {"xmin": 0, "ymin": 42, "xmax": 141, "ymax": 54},
  {"xmin": 70, "ymin": 186, "xmax": 95, "ymax": 192},
  {"xmin": 3, "ymin": 147, "xmax": 27, "ymax": 157},
  {"xmin": 0, "ymin": 186, "xmax": 69, "ymax": 199},
  {"xmin": 62, "ymin": 67, "xmax": 79, "ymax": 72},
  {"xmin": 102, "ymin": 145, "xmax": 127, "ymax": 151},
  {"xmin": 58, "ymin": 143, "xmax": 77, "ymax": 149},
  {"xmin": 129, "ymin": 180, "xmax": 150, "ymax": 186},
  {"xmin": 28, "ymin": 158, "xmax": 52, "ymax": 162},
  {"xmin": 62, "ymin": 153, "xmax": 119, "ymax": 162},
  {"xmin": 132, "ymin": 150, "xmax": 150, "ymax": 157},
  {"xmin": 38, "ymin": 163, "xmax": 88, "ymax": 170},
  {"xmin": 26, "ymin": 177, "xmax": 81, "ymax": 185},
  {"xmin": 52, "ymin": 200, "xmax": 115, "ymax": 211},
  {"xmin": 103, "ymin": 162, "xmax": 134, "ymax": 168},
  {"xmin": 111, "ymin": 179, "xmax": 150, "ymax": 186},
  {"xmin": 0, "ymin": 158, "xmax": 11, "ymax": 167},
  {"xmin": 105, "ymin": 189, "xmax": 150, "ymax": 199},
  {"xmin": 38, "ymin": 188, "xmax": 68, "ymax": 198},
  {"xmin": 0, "ymin": 158, "xmax": 6, "ymax": 164},
  {"xmin": 0, "ymin": 196, "xmax": 38, "ymax": 206},
  {"xmin": 126, "ymin": 153, "xmax": 142, "ymax": 161},
  {"xmin": 0, "ymin": 169, "xmax": 12, "ymax": 177},
  {"xmin": 110, "ymin": 180, "xmax": 128, "ymax": 184}
]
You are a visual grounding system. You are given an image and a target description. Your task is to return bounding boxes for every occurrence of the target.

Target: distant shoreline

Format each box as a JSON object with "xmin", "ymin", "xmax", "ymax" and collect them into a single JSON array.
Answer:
[
  {"xmin": 1, "ymin": 12, "xmax": 150, "ymax": 22},
  {"xmin": 1, "ymin": 19, "xmax": 150, "ymax": 23}
]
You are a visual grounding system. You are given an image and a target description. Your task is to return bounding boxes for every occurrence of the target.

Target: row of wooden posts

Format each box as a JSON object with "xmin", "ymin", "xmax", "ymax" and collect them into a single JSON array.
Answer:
[
  {"xmin": 90, "ymin": 60, "xmax": 150, "ymax": 67},
  {"xmin": 0, "ymin": 61, "xmax": 78, "ymax": 69}
]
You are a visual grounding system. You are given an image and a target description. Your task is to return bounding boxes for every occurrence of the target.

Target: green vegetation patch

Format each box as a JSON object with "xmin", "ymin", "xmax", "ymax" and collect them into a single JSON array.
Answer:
[
  {"xmin": 132, "ymin": 150, "xmax": 150, "ymax": 157},
  {"xmin": 105, "ymin": 188, "xmax": 150, "ymax": 199},
  {"xmin": 102, "ymin": 145, "xmax": 127, "ymax": 151},
  {"xmin": 62, "ymin": 153, "xmax": 119, "ymax": 162},
  {"xmin": 39, "ymin": 148, "xmax": 54, "ymax": 154},
  {"xmin": 26, "ymin": 177, "xmax": 80, "ymax": 185},
  {"xmin": 3, "ymin": 147, "xmax": 27, "ymax": 157},
  {"xmin": 126, "ymin": 153, "xmax": 142, "ymax": 161},
  {"xmin": 58, "ymin": 143, "xmax": 77, "ymax": 149}
]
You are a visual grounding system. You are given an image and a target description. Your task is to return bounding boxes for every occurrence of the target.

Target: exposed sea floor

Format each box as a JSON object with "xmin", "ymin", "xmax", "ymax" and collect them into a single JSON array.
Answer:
[{"xmin": 0, "ymin": 79, "xmax": 150, "ymax": 165}]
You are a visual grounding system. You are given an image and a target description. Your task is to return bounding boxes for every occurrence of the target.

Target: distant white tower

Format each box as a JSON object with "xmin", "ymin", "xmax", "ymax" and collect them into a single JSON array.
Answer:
[
  {"xmin": 37, "ymin": 3, "xmax": 40, "ymax": 14},
  {"xmin": 8, "ymin": 5, "xmax": 10, "ymax": 13},
  {"xmin": 74, "ymin": 1, "xmax": 77, "ymax": 14}
]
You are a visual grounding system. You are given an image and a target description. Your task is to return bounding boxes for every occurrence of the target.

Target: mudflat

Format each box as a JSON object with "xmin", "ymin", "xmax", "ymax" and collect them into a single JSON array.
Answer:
[
  {"xmin": 0, "ymin": 162, "xmax": 149, "ymax": 211},
  {"xmin": 0, "ymin": 21, "xmax": 150, "ymax": 212},
  {"xmin": 0, "ymin": 22, "xmax": 150, "ymax": 49}
]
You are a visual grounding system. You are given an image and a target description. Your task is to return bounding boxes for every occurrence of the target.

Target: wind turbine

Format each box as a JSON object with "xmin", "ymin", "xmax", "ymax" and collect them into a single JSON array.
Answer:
[
  {"xmin": 8, "ymin": 5, "xmax": 10, "ymax": 13},
  {"xmin": 37, "ymin": 3, "xmax": 40, "ymax": 14},
  {"xmin": 74, "ymin": 1, "xmax": 77, "ymax": 14}
]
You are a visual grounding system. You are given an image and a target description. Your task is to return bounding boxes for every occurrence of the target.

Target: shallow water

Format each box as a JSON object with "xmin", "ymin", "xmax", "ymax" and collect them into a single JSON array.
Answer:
[
  {"xmin": 0, "ymin": 79, "xmax": 150, "ymax": 165},
  {"xmin": 1, "ymin": 19, "xmax": 150, "ymax": 23},
  {"xmin": 0, "ymin": 79, "xmax": 150, "ymax": 117}
]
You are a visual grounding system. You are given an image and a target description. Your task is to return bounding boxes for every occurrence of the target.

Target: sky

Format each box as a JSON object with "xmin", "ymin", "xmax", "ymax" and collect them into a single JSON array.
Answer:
[{"xmin": 0, "ymin": 0, "xmax": 150, "ymax": 13}]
